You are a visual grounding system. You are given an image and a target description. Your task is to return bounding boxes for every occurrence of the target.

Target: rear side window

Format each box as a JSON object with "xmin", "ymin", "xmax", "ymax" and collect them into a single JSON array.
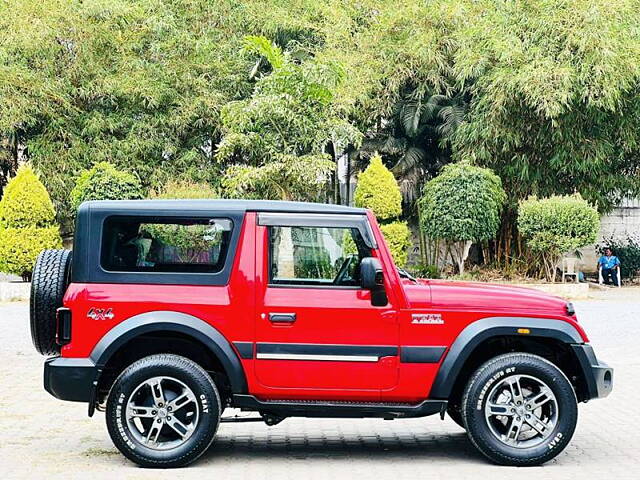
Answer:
[{"xmin": 101, "ymin": 216, "xmax": 233, "ymax": 273}]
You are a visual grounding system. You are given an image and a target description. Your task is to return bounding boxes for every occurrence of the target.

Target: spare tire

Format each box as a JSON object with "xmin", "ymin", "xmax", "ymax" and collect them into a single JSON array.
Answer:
[{"xmin": 30, "ymin": 249, "xmax": 73, "ymax": 356}]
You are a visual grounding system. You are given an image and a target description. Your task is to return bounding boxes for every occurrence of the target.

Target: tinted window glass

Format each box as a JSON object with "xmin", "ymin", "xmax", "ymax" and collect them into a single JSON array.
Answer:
[
  {"xmin": 101, "ymin": 217, "xmax": 233, "ymax": 273},
  {"xmin": 268, "ymin": 226, "xmax": 370, "ymax": 286}
]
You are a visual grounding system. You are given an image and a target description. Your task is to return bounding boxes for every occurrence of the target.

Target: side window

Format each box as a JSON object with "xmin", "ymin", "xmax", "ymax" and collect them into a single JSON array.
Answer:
[
  {"xmin": 101, "ymin": 217, "xmax": 233, "ymax": 273},
  {"xmin": 268, "ymin": 225, "xmax": 370, "ymax": 286}
]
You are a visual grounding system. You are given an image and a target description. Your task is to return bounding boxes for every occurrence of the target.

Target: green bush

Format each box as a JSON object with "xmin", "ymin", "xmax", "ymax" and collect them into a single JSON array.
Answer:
[
  {"xmin": 597, "ymin": 236, "xmax": 640, "ymax": 280},
  {"xmin": 71, "ymin": 162, "xmax": 143, "ymax": 211},
  {"xmin": 354, "ymin": 154, "xmax": 402, "ymax": 220},
  {"xmin": 518, "ymin": 194, "xmax": 599, "ymax": 281},
  {"xmin": 410, "ymin": 263, "xmax": 441, "ymax": 279},
  {"xmin": 0, "ymin": 227, "xmax": 62, "ymax": 277},
  {"xmin": 354, "ymin": 154, "xmax": 411, "ymax": 266},
  {"xmin": 0, "ymin": 165, "xmax": 57, "ymax": 228},
  {"xmin": 0, "ymin": 165, "xmax": 62, "ymax": 279},
  {"xmin": 420, "ymin": 163, "xmax": 506, "ymax": 274},
  {"xmin": 150, "ymin": 180, "xmax": 218, "ymax": 200},
  {"xmin": 380, "ymin": 222, "xmax": 411, "ymax": 267}
]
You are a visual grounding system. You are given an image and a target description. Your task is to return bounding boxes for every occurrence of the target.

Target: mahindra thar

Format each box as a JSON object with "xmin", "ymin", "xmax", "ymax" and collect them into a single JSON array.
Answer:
[{"xmin": 29, "ymin": 200, "xmax": 613, "ymax": 467}]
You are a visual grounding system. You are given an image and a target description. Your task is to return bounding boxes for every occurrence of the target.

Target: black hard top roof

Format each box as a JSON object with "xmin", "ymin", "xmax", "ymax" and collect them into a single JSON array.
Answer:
[{"xmin": 80, "ymin": 199, "xmax": 366, "ymax": 215}]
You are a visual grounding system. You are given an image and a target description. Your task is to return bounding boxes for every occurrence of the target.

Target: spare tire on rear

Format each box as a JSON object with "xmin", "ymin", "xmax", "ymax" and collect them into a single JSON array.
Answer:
[{"xmin": 30, "ymin": 249, "xmax": 72, "ymax": 356}]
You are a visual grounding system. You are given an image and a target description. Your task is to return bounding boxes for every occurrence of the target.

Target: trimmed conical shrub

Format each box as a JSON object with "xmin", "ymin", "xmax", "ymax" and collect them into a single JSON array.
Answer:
[
  {"xmin": 354, "ymin": 154, "xmax": 411, "ymax": 267},
  {"xmin": 0, "ymin": 165, "xmax": 62, "ymax": 279},
  {"xmin": 354, "ymin": 154, "xmax": 402, "ymax": 220}
]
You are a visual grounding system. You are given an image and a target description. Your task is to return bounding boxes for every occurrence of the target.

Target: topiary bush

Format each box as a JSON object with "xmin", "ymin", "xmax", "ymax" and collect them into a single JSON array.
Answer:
[
  {"xmin": 518, "ymin": 194, "xmax": 599, "ymax": 281},
  {"xmin": 71, "ymin": 162, "xmax": 143, "ymax": 211},
  {"xmin": 354, "ymin": 154, "xmax": 411, "ymax": 265},
  {"xmin": 354, "ymin": 154, "xmax": 402, "ymax": 221},
  {"xmin": 380, "ymin": 221, "xmax": 411, "ymax": 267},
  {"xmin": 420, "ymin": 163, "xmax": 506, "ymax": 275},
  {"xmin": 0, "ymin": 165, "xmax": 62, "ymax": 280}
]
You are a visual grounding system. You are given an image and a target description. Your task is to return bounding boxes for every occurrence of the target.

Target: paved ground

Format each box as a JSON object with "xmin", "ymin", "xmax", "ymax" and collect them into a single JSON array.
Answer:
[{"xmin": 1, "ymin": 290, "xmax": 638, "ymax": 479}]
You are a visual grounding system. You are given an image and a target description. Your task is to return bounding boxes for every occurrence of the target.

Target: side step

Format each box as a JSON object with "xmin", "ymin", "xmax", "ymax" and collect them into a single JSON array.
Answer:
[{"xmin": 231, "ymin": 394, "xmax": 447, "ymax": 420}]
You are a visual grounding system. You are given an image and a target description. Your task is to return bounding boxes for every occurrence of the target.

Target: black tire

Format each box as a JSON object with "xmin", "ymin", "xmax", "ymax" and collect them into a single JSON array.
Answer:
[
  {"xmin": 462, "ymin": 353, "xmax": 578, "ymax": 466},
  {"xmin": 30, "ymin": 249, "xmax": 72, "ymax": 356},
  {"xmin": 106, "ymin": 354, "xmax": 221, "ymax": 468},
  {"xmin": 447, "ymin": 404, "xmax": 465, "ymax": 429}
]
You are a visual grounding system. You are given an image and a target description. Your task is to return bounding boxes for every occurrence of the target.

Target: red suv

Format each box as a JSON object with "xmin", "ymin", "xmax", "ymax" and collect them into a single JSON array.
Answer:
[{"xmin": 30, "ymin": 200, "xmax": 612, "ymax": 468}]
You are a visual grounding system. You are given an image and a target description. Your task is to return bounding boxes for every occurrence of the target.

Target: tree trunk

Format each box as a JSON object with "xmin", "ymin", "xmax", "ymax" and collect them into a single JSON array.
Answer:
[{"xmin": 451, "ymin": 240, "xmax": 473, "ymax": 275}]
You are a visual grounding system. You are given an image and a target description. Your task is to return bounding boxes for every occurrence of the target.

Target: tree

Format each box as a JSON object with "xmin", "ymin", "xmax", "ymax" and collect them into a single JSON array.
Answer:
[
  {"xmin": 216, "ymin": 35, "xmax": 361, "ymax": 201},
  {"xmin": 332, "ymin": 0, "xmax": 640, "ymax": 263},
  {"xmin": 0, "ymin": 0, "xmax": 257, "ymax": 228},
  {"xmin": 71, "ymin": 162, "xmax": 143, "ymax": 211},
  {"xmin": 0, "ymin": 165, "xmax": 61, "ymax": 279},
  {"xmin": 420, "ymin": 163, "xmax": 505, "ymax": 275},
  {"xmin": 518, "ymin": 194, "xmax": 599, "ymax": 282},
  {"xmin": 354, "ymin": 154, "xmax": 411, "ymax": 266}
]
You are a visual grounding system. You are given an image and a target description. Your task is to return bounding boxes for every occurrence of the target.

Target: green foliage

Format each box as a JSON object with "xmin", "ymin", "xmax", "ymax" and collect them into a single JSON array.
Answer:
[
  {"xmin": 3, "ymin": 0, "xmax": 640, "ymax": 255},
  {"xmin": 223, "ymin": 153, "xmax": 333, "ymax": 201},
  {"xmin": 420, "ymin": 163, "xmax": 506, "ymax": 241},
  {"xmin": 410, "ymin": 263, "xmax": 440, "ymax": 279},
  {"xmin": 0, "ymin": 0, "xmax": 256, "ymax": 227},
  {"xmin": 354, "ymin": 155, "xmax": 402, "ymax": 220},
  {"xmin": 0, "ymin": 165, "xmax": 61, "ymax": 277},
  {"xmin": 0, "ymin": 227, "xmax": 62, "ymax": 277},
  {"xmin": 150, "ymin": 180, "xmax": 218, "ymax": 200},
  {"xmin": 447, "ymin": 0, "xmax": 640, "ymax": 212},
  {"xmin": 380, "ymin": 221, "xmax": 411, "ymax": 267},
  {"xmin": 71, "ymin": 162, "xmax": 143, "ymax": 211},
  {"xmin": 420, "ymin": 163, "xmax": 505, "ymax": 274},
  {"xmin": 518, "ymin": 194, "xmax": 600, "ymax": 281},
  {"xmin": 0, "ymin": 165, "xmax": 56, "ymax": 228},
  {"xmin": 598, "ymin": 236, "xmax": 640, "ymax": 280},
  {"xmin": 217, "ymin": 35, "xmax": 361, "ymax": 201}
]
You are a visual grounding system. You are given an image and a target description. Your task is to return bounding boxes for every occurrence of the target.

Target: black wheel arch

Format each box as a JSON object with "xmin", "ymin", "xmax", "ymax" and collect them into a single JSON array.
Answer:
[
  {"xmin": 91, "ymin": 311, "xmax": 248, "ymax": 400},
  {"xmin": 429, "ymin": 316, "xmax": 588, "ymax": 401}
]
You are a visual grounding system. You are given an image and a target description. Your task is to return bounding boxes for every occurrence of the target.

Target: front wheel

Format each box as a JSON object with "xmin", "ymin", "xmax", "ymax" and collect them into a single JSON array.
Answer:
[
  {"xmin": 106, "ymin": 354, "xmax": 221, "ymax": 468},
  {"xmin": 462, "ymin": 353, "xmax": 578, "ymax": 466}
]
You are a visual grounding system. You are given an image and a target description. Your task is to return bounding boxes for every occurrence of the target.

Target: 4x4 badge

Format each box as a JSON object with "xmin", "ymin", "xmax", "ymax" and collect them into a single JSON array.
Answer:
[
  {"xmin": 412, "ymin": 313, "xmax": 443, "ymax": 325},
  {"xmin": 87, "ymin": 307, "xmax": 114, "ymax": 321}
]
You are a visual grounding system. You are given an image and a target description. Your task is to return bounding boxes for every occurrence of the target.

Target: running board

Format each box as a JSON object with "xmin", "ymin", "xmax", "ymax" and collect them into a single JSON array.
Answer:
[{"xmin": 231, "ymin": 395, "xmax": 447, "ymax": 419}]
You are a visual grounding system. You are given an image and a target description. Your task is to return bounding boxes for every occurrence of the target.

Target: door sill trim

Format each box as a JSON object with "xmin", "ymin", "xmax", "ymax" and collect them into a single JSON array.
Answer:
[{"xmin": 231, "ymin": 394, "xmax": 447, "ymax": 419}]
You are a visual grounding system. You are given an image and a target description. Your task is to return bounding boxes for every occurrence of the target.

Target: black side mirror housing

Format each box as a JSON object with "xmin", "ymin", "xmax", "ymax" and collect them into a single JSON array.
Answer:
[{"xmin": 360, "ymin": 257, "xmax": 388, "ymax": 306}]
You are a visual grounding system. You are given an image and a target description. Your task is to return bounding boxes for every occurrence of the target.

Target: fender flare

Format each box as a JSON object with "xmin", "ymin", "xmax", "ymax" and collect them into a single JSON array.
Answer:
[
  {"xmin": 429, "ymin": 316, "xmax": 583, "ymax": 399},
  {"xmin": 90, "ymin": 311, "xmax": 247, "ymax": 393}
]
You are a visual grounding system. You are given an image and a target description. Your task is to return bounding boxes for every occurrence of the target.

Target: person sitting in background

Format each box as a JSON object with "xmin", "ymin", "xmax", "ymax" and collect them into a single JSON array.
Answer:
[{"xmin": 597, "ymin": 247, "xmax": 621, "ymax": 286}]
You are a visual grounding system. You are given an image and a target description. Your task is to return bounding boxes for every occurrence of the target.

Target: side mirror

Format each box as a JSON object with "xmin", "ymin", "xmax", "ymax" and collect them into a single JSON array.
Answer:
[{"xmin": 360, "ymin": 257, "xmax": 388, "ymax": 306}]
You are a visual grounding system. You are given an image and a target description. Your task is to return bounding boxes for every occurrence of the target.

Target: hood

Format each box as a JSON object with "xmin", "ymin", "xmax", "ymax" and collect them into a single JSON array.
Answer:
[{"xmin": 404, "ymin": 279, "xmax": 569, "ymax": 314}]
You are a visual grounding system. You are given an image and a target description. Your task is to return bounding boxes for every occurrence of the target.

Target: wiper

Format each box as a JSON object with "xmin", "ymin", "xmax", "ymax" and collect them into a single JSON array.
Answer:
[{"xmin": 397, "ymin": 267, "xmax": 418, "ymax": 283}]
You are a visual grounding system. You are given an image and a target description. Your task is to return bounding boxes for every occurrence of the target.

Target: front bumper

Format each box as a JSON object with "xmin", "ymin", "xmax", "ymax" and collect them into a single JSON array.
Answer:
[
  {"xmin": 571, "ymin": 344, "xmax": 613, "ymax": 401},
  {"xmin": 44, "ymin": 357, "xmax": 98, "ymax": 402}
]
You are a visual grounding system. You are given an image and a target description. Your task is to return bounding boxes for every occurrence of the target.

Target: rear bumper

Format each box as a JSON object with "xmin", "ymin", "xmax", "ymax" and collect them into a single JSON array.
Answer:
[
  {"xmin": 571, "ymin": 344, "xmax": 613, "ymax": 401},
  {"xmin": 44, "ymin": 357, "xmax": 97, "ymax": 402}
]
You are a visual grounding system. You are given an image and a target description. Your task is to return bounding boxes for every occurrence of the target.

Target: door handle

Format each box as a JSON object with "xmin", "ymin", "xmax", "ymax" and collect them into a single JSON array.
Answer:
[{"xmin": 268, "ymin": 312, "xmax": 296, "ymax": 324}]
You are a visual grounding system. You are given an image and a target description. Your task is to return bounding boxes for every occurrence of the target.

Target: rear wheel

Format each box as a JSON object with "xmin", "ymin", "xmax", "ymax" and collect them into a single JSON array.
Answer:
[
  {"xmin": 462, "ymin": 353, "xmax": 577, "ymax": 466},
  {"xmin": 106, "ymin": 354, "xmax": 221, "ymax": 468}
]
